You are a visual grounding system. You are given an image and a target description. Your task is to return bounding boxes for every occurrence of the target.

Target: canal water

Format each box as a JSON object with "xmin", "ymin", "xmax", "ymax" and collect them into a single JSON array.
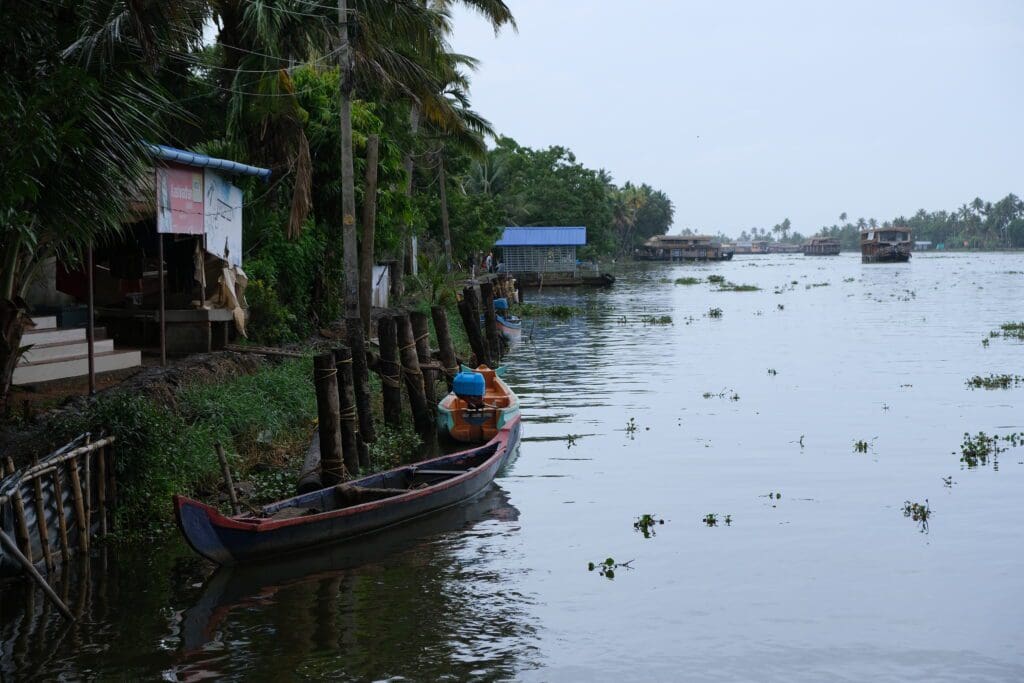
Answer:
[{"xmin": 2, "ymin": 253, "xmax": 1023, "ymax": 681}]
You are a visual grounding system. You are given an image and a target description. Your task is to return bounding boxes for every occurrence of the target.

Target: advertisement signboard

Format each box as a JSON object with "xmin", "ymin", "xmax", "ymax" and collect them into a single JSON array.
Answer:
[
  {"xmin": 203, "ymin": 169, "xmax": 244, "ymax": 267},
  {"xmin": 156, "ymin": 163, "xmax": 204, "ymax": 235}
]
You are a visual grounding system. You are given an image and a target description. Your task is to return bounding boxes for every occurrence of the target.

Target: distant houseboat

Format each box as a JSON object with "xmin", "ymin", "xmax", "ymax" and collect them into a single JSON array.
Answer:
[
  {"xmin": 803, "ymin": 237, "xmax": 841, "ymax": 256},
  {"xmin": 861, "ymin": 227, "xmax": 911, "ymax": 263},
  {"xmin": 638, "ymin": 235, "xmax": 729, "ymax": 261}
]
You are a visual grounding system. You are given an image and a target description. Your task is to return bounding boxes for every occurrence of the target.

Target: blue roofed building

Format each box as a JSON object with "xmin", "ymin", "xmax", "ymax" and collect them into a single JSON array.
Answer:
[{"xmin": 495, "ymin": 227, "xmax": 586, "ymax": 277}]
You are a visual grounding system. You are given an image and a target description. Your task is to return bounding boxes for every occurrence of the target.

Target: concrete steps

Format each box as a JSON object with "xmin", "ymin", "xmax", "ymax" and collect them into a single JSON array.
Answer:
[{"xmin": 13, "ymin": 316, "xmax": 140, "ymax": 385}]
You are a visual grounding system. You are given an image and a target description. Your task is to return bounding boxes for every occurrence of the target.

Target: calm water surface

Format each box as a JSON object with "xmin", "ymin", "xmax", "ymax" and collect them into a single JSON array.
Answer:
[{"xmin": 3, "ymin": 253, "xmax": 1023, "ymax": 681}]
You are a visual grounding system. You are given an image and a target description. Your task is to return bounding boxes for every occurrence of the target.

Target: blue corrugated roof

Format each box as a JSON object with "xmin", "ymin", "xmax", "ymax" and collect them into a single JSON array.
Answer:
[
  {"xmin": 147, "ymin": 143, "xmax": 272, "ymax": 179},
  {"xmin": 495, "ymin": 227, "xmax": 587, "ymax": 247}
]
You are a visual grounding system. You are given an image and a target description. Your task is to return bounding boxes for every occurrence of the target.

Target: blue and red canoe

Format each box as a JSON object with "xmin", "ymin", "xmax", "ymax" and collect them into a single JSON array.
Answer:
[{"xmin": 175, "ymin": 417, "xmax": 521, "ymax": 566}]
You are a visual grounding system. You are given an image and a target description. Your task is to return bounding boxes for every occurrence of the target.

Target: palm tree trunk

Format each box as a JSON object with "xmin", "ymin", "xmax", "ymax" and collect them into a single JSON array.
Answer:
[
  {"xmin": 338, "ymin": 0, "xmax": 358, "ymax": 320},
  {"xmin": 358, "ymin": 134, "xmax": 380, "ymax": 335},
  {"xmin": 0, "ymin": 298, "xmax": 26, "ymax": 409},
  {"xmin": 393, "ymin": 105, "xmax": 420, "ymax": 298},
  {"xmin": 438, "ymin": 151, "xmax": 453, "ymax": 272}
]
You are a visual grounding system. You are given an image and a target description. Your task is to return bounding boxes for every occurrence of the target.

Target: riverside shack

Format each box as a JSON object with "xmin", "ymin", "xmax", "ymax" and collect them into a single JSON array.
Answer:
[{"xmin": 494, "ymin": 227, "xmax": 612, "ymax": 286}]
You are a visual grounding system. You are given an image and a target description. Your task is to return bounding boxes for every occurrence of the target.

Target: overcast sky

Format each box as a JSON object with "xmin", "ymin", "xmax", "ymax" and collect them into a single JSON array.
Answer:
[{"xmin": 449, "ymin": 1, "xmax": 1024, "ymax": 236}]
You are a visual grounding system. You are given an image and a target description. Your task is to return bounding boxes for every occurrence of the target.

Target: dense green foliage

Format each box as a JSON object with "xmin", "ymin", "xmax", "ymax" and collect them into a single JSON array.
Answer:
[
  {"xmin": 725, "ymin": 195, "xmax": 1024, "ymax": 249},
  {"xmin": 48, "ymin": 358, "xmax": 316, "ymax": 537}
]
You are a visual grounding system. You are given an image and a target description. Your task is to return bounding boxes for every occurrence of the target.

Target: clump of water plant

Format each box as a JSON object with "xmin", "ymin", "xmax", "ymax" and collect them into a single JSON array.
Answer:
[
  {"xmin": 674, "ymin": 277, "xmax": 702, "ymax": 285},
  {"xmin": 902, "ymin": 499, "xmax": 931, "ymax": 533},
  {"xmin": 958, "ymin": 431, "xmax": 1023, "ymax": 467},
  {"xmin": 853, "ymin": 439, "xmax": 869, "ymax": 453},
  {"xmin": 702, "ymin": 388, "xmax": 739, "ymax": 401},
  {"xmin": 966, "ymin": 374, "xmax": 1023, "ymax": 390},
  {"xmin": 762, "ymin": 491, "xmax": 782, "ymax": 508},
  {"xmin": 707, "ymin": 307, "xmax": 723, "ymax": 318},
  {"xmin": 702, "ymin": 513, "xmax": 718, "ymax": 527},
  {"xmin": 717, "ymin": 282, "xmax": 760, "ymax": 292},
  {"xmin": 587, "ymin": 557, "xmax": 634, "ymax": 579},
  {"xmin": 767, "ymin": 368, "xmax": 777, "ymax": 376},
  {"xmin": 777, "ymin": 304, "xmax": 784, "ymax": 311},
  {"xmin": 805, "ymin": 282, "xmax": 830, "ymax": 289},
  {"xmin": 517, "ymin": 303, "xmax": 581, "ymax": 319},
  {"xmin": 708, "ymin": 274, "xmax": 726, "ymax": 284},
  {"xmin": 633, "ymin": 513, "xmax": 666, "ymax": 538},
  {"xmin": 624, "ymin": 417, "xmax": 637, "ymax": 434},
  {"xmin": 640, "ymin": 314, "xmax": 673, "ymax": 325},
  {"xmin": 997, "ymin": 322, "xmax": 1024, "ymax": 340}
]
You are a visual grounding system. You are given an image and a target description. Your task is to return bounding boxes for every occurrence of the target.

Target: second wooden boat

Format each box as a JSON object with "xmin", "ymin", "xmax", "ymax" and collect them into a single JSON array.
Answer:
[{"xmin": 437, "ymin": 366, "xmax": 520, "ymax": 443}]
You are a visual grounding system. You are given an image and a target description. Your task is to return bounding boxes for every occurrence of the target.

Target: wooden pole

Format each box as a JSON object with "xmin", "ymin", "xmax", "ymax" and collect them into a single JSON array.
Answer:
[
  {"xmin": 215, "ymin": 443, "xmax": 239, "ymax": 515},
  {"xmin": 409, "ymin": 311, "xmax": 436, "ymax": 405},
  {"xmin": 358, "ymin": 134, "xmax": 380, "ymax": 336},
  {"xmin": 395, "ymin": 312, "xmax": 432, "ymax": 435},
  {"xmin": 158, "ymin": 233, "xmax": 167, "ymax": 367},
  {"xmin": 86, "ymin": 242, "xmax": 96, "ymax": 395},
  {"xmin": 376, "ymin": 314, "xmax": 403, "ymax": 429},
  {"xmin": 3, "ymin": 455, "xmax": 13, "ymax": 475},
  {"xmin": 458, "ymin": 287, "xmax": 489, "ymax": 367},
  {"xmin": 0, "ymin": 530, "xmax": 74, "ymax": 621},
  {"xmin": 479, "ymin": 281, "xmax": 501, "ymax": 365},
  {"xmin": 32, "ymin": 476, "xmax": 54, "ymax": 573},
  {"xmin": 346, "ymin": 318, "xmax": 376, "ymax": 445},
  {"xmin": 430, "ymin": 305, "xmax": 459, "ymax": 385},
  {"xmin": 296, "ymin": 433, "xmax": 323, "ymax": 494},
  {"xmin": 438, "ymin": 152, "xmax": 452, "ymax": 272},
  {"xmin": 12, "ymin": 489, "xmax": 32, "ymax": 563},
  {"xmin": 51, "ymin": 469, "xmax": 70, "ymax": 563},
  {"xmin": 69, "ymin": 457, "xmax": 89, "ymax": 552},
  {"xmin": 97, "ymin": 445, "xmax": 107, "ymax": 537},
  {"xmin": 314, "ymin": 352, "xmax": 346, "ymax": 486},
  {"xmin": 333, "ymin": 346, "xmax": 362, "ymax": 475}
]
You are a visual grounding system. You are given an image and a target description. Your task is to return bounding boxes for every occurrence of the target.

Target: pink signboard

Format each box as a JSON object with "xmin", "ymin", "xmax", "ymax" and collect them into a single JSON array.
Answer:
[{"xmin": 156, "ymin": 163, "xmax": 204, "ymax": 235}]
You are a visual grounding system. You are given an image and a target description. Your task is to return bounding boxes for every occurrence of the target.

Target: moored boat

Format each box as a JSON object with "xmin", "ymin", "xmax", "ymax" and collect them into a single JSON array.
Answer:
[
  {"xmin": 437, "ymin": 366, "xmax": 519, "ymax": 443},
  {"xmin": 803, "ymin": 237, "xmax": 841, "ymax": 256},
  {"xmin": 174, "ymin": 418, "xmax": 521, "ymax": 566},
  {"xmin": 861, "ymin": 227, "xmax": 911, "ymax": 263},
  {"xmin": 494, "ymin": 297, "xmax": 522, "ymax": 341}
]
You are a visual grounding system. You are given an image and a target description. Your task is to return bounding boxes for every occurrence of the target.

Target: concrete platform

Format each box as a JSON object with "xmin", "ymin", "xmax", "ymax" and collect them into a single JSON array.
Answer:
[{"xmin": 13, "ymin": 350, "xmax": 142, "ymax": 385}]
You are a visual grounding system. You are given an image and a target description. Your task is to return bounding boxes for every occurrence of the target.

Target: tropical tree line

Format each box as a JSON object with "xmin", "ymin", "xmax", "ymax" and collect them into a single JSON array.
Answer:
[
  {"xmin": 718, "ymin": 194, "xmax": 1024, "ymax": 250},
  {"xmin": 0, "ymin": 0, "xmax": 674, "ymax": 405}
]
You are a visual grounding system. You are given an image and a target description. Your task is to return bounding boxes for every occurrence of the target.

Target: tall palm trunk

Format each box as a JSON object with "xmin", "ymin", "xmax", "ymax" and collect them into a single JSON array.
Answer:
[
  {"xmin": 393, "ymin": 105, "xmax": 421, "ymax": 297},
  {"xmin": 358, "ymin": 134, "xmax": 380, "ymax": 335},
  {"xmin": 338, "ymin": 0, "xmax": 358, "ymax": 320},
  {"xmin": 437, "ymin": 148, "xmax": 453, "ymax": 271}
]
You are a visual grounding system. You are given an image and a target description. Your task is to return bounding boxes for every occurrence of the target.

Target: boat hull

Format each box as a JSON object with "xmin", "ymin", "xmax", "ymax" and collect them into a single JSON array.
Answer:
[
  {"xmin": 175, "ymin": 419, "xmax": 521, "ymax": 566},
  {"xmin": 862, "ymin": 247, "xmax": 911, "ymax": 263},
  {"xmin": 496, "ymin": 314, "xmax": 522, "ymax": 341}
]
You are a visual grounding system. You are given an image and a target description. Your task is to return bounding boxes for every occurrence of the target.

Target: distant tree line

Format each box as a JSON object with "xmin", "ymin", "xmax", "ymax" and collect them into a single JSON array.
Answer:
[{"xmin": 721, "ymin": 194, "xmax": 1024, "ymax": 250}]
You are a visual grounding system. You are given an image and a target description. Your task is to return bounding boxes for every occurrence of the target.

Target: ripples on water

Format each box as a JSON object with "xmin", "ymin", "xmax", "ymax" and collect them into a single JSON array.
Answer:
[{"xmin": 2, "ymin": 253, "xmax": 1024, "ymax": 681}]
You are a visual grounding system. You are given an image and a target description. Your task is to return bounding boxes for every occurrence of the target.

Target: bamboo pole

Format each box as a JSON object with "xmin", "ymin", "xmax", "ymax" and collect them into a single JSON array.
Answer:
[
  {"xmin": 31, "ymin": 476, "xmax": 54, "ymax": 573},
  {"xmin": 68, "ymin": 457, "xmax": 88, "ymax": 553},
  {"xmin": 409, "ymin": 311, "xmax": 436, "ymax": 405},
  {"xmin": 96, "ymin": 445, "xmax": 107, "ymax": 536},
  {"xmin": 12, "ymin": 489, "xmax": 32, "ymax": 563},
  {"xmin": 333, "ymin": 346, "xmax": 362, "ymax": 475},
  {"xmin": 458, "ymin": 287, "xmax": 490, "ymax": 367},
  {"xmin": 479, "ymin": 281, "xmax": 501, "ymax": 365},
  {"xmin": 0, "ymin": 529, "xmax": 73, "ymax": 621},
  {"xmin": 430, "ymin": 305, "xmax": 459, "ymax": 386},
  {"xmin": 158, "ymin": 233, "xmax": 166, "ymax": 367},
  {"xmin": 358, "ymin": 134, "xmax": 380, "ymax": 336},
  {"xmin": 395, "ymin": 311, "xmax": 432, "ymax": 436},
  {"xmin": 214, "ymin": 443, "xmax": 239, "ymax": 515},
  {"xmin": 314, "ymin": 352, "xmax": 346, "ymax": 486},
  {"xmin": 346, "ymin": 317, "xmax": 376, "ymax": 445},
  {"xmin": 86, "ymin": 242, "xmax": 96, "ymax": 395},
  {"xmin": 51, "ymin": 469, "xmax": 70, "ymax": 563},
  {"xmin": 376, "ymin": 314, "xmax": 403, "ymax": 429}
]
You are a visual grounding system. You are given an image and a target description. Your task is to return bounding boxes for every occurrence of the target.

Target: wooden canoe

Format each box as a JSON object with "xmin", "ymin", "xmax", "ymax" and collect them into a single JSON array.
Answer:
[
  {"xmin": 437, "ymin": 365, "xmax": 520, "ymax": 443},
  {"xmin": 174, "ymin": 417, "xmax": 521, "ymax": 566}
]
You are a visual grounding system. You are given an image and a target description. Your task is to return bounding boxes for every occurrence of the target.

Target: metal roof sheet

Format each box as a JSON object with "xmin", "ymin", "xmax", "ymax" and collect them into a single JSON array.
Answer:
[
  {"xmin": 495, "ymin": 227, "xmax": 586, "ymax": 247},
  {"xmin": 147, "ymin": 143, "xmax": 272, "ymax": 179}
]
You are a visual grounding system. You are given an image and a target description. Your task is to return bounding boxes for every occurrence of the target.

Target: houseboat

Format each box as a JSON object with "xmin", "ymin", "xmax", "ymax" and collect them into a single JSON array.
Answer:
[
  {"xmin": 861, "ymin": 227, "xmax": 911, "ymax": 263},
  {"xmin": 803, "ymin": 237, "xmax": 841, "ymax": 256},
  {"xmin": 638, "ymin": 235, "xmax": 728, "ymax": 261}
]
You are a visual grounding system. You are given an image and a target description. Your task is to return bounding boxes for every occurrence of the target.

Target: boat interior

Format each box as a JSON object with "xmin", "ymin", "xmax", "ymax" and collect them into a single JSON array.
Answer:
[{"xmin": 258, "ymin": 442, "xmax": 501, "ymax": 521}]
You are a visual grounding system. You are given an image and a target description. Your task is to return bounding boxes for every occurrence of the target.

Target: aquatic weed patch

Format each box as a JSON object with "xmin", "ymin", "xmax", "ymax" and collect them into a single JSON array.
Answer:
[
  {"xmin": 633, "ymin": 513, "xmax": 666, "ymax": 538},
  {"xmin": 717, "ymin": 282, "xmax": 760, "ymax": 292},
  {"xmin": 702, "ymin": 513, "xmax": 732, "ymax": 527},
  {"xmin": 587, "ymin": 557, "xmax": 634, "ymax": 579},
  {"xmin": 958, "ymin": 431, "xmax": 1024, "ymax": 468},
  {"xmin": 902, "ymin": 499, "xmax": 931, "ymax": 533},
  {"xmin": 965, "ymin": 374, "xmax": 1023, "ymax": 390},
  {"xmin": 640, "ymin": 314, "xmax": 673, "ymax": 325},
  {"xmin": 707, "ymin": 274, "xmax": 726, "ymax": 284},
  {"xmin": 516, "ymin": 303, "xmax": 581, "ymax": 319},
  {"xmin": 996, "ymin": 322, "xmax": 1024, "ymax": 340},
  {"xmin": 674, "ymin": 277, "xmax": 702, "ymax": 285},
  {"xmin": 706, "ymin": 307, "xmax": 723, "ymax": 318}
]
